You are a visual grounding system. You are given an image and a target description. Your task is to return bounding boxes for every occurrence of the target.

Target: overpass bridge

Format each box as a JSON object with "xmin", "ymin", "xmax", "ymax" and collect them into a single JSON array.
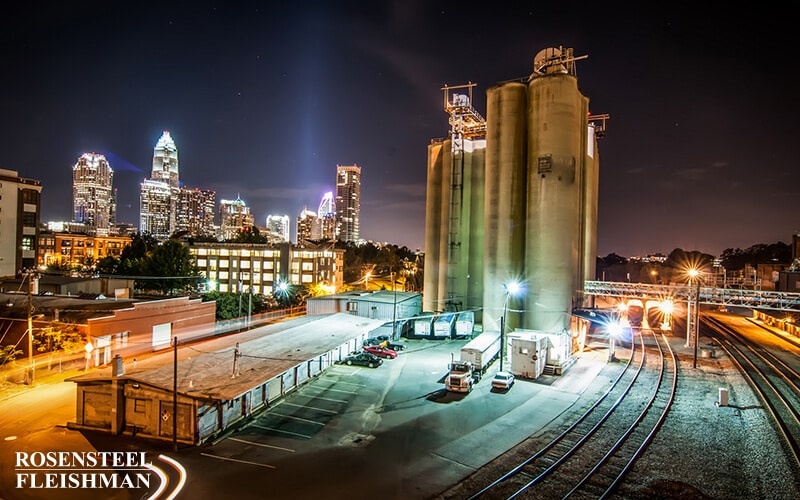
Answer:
[{"xmin": 583, "ymin": 280, "xmax": 800, "ymax": 313}]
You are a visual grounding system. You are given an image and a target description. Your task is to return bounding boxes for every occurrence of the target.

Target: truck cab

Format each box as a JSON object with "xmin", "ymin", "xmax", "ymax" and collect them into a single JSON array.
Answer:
[{"xmin": 445, "ymin": 361, "xmax": 475, "ymax": 393}]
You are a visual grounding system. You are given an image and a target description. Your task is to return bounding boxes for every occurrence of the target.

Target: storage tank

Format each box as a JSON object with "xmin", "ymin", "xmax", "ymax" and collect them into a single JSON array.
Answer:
[
  {"xmin": 483, "ymin": 82, "xmax": 528, "ymax": 332},
  {"xmin": 525, "ymin": 47, "xmax": 589, "ymax": 333}
]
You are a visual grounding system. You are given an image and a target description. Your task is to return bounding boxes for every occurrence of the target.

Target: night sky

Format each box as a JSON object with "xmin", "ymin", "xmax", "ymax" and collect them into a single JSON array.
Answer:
[{"xmin": 2, "ymin": 2, "xmax": 796, "ymax": 258}]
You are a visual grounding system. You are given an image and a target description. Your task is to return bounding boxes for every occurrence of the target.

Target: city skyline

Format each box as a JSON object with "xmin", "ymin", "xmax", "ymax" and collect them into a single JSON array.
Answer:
[{"xmin": 2, "ymin": 3, "xmax": 797, "ymax": 257}]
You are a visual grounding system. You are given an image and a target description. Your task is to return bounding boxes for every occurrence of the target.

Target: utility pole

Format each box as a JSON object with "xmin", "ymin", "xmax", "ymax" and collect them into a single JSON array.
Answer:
[
  {"xmin": 172, "ymin": 336, "xmax": 178, "ymax": 452},
  {"xmin": 25, "ymin": 271, "xmax": 35, "ymax": 385},
  {"xmin": 232, "ymin": 342, "xmax": 240, "ymax": 377}
]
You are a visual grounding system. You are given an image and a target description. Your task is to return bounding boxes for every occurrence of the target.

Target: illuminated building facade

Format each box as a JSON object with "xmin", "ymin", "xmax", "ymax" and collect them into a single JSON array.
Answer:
[
  {"xmin": 189, "ymin": 241, "xmax": 343, "ymax": 294},
  {"xmin": 266, "ymin": 214, "xmax": 290, "ymax": 243},
  {"xmin": 219, "ymin": 195, "xmax": 254, "ymax": 240},
  {"xmin": 335, "ymin": 165, "xmax": 361, "ymax": 243},
  {"xmin": 296, "ymin": 208, "xmax": 321, "ymax": 245},
  {"xmin": 177, "ymin": 187, "xmax": 216, "ymax": 238},
  {"xmin": 0, "ymin": 169, "xmax": 41, "ymax": 277},
  {"xmin": 140, "ymin": 131, "xmax": 180, "ymax": 239},
  {"xmin": 37, "ymin": 232, "xmax": 131, "ymax": 269},
  {"xmin": 318, "ymin": 191, "xmax": 336, "ymax": 240},
  {"xmin": 72, "ymin": 153, "xmax": 115, "ymax": 236}
]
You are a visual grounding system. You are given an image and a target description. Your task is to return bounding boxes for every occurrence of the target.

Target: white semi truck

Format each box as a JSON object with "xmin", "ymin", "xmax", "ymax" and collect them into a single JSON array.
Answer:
[{"xmin": 444, "ymin": 330, "xmax": 501, "ymax": 392}]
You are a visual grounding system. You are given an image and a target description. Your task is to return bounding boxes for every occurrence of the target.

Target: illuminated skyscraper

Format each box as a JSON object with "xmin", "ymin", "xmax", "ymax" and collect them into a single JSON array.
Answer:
[
  {"xmin": 140, "ymin": 131, "xmax": 180, "ymax": 239},
  {"xmin": 335, "ymin": 165, "xmax": 361, "ymax": 243},
  {"xmin": 296, "ymin": 208, "xmax": 320, "ymax": 245},
  {"xmin": 219, "ymin": 195, "xmax": 254, "ymax": 240},
  {"xmin": 72, "ymin": 152, "xmax": 114, "ymax": 236},
  {"xmin": 177, "ymin": 187, "xmax": 216, "ymax": 238},
  {"xmin": 318, "ymin": 191, "xmax": 336, "ymax": 240},
  {"xmin": 266, "ymin": 214, "xmax": 290, "ymax": 243}
]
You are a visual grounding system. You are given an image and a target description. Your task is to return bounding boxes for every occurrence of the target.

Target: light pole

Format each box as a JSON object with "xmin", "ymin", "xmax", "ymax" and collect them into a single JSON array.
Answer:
[
  {"xmin": 500, "ymin": 281, "xmax": 522, "ymax": 372},
  {"xmin": 391, "ymin": 267, "xmax": 398, "ymax": 340},
  {"xmin": 688, "ymin": 269, "xmax": 701, "ymax": 368}
]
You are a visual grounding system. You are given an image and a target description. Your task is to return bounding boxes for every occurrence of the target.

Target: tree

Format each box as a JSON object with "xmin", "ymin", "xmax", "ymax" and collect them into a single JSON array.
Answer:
[
  {"xmin": 231, "ymin": 226, "xmax": 269, "ymax": 244},
  {"xmin": 141, "ymin": 240, "xmax": 202, "ymax": 294}
]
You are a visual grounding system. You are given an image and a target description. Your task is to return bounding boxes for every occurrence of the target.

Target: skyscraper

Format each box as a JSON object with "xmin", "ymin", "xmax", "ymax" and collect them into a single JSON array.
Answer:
[
  {"xmin": 140, "ymin": 131, "xmax": 179, "ymax": 239},
  {"xmin": 176, "ymin": 187, "xmax": 216, "ymax": 238},
  {"xmin": 72, "ymin": 152, "xmax": 114, "ymax": 236},
  {"xmin": 335, "ymin": 165, "xmax": 361, "ymax": 243},
  {"xmin": 318, "ymin": 191, "xmax": 336, "ymax": 240},
  {"xmin": 266, "ymin": 214, "xmax": 290, "ymax": 243},
  {"xmin": 296, "ymin": 208, "xmax": 320, "ymax": 245},
  {"xmin": 219, "ymin": 195, "xmax": 254, "ymax": 240}
]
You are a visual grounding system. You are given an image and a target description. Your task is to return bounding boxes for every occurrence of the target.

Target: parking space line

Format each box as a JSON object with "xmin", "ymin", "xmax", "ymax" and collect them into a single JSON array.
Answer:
[
  {"xmin": 303, "ymin": 387, "xmax": 358, "ymax": 396},
  {"xmin": 267, "ymin": 412, "xmax": 326, "ymax": 426},
  {"xmin": 282, "ymin": 401, "xmax": 338, "ymax": 414},
  {"xmin": 251, "ymin": 424, "xmax": 312, "ymax": 439},
  {"xmin": 200, "ymin": 453, "xmax": 276, "ymax": 469},
  {"xmin": 229, "ymin": 437, "xmax": 295, "ymax": 452},
  {"xmin": 296, "ymin": 394, "xmax": 350, "ymax": 404}
]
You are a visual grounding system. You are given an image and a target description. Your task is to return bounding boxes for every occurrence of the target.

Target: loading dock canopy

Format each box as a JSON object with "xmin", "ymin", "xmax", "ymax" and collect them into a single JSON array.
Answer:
[{"xmin": 69, "ymin": 313, "xmax": 386, "ymax": 401}]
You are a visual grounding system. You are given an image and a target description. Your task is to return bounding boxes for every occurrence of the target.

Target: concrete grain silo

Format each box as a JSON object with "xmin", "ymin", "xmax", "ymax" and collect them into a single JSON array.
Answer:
[
  {"xmin": 524, "ymin": 47, "xmax": 590, "ymax": 333},
  {"xmin": 424, "ymin": 48, "xmax": 602, "ymax": 367},
  {"xmin": 482, "ymin": 81, "xmax": 528, "ymax": 332}
]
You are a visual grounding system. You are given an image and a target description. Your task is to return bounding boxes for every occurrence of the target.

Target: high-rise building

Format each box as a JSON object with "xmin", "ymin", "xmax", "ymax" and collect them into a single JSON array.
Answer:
[
  {"xmin": 0, "ymin": 169, "xmax": 42, "ymax": 277},
  {"xmin": 266, "ymin": 214, "xmax": 290, "ymax": 243},
  {"xmin": 219, "ymin": 195, "xmax": 254, "ymax": 240},
  {"xmin": 177, "ymin": 187, "xmax": 216, "ymax": 238},
  {"xmin": 140, "ymin": 131, "xmax": 180, "ymax": 239},
  {"xmin": 139, "ymin": 179, "xmax": 172, "ymax": 240},
  {"xmin": 296, "ymin": 208, "xmax": 320, "ymax": 245},
  {"xmin": 72, "ymin": 152, "xmax": 114, "ymax": 236},
  {"xmin": 318, "ymin": 191, "xmax": 336, "ymax": 240},
  {"xmin": 335, "ymin": 165, "xmax": 361, "ymax": 243}
]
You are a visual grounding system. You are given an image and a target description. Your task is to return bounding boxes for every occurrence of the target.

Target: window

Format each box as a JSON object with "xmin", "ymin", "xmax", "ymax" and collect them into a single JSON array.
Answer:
[
  {"xmin": 21, "ymin": 236, "xmax": 34, "ymax": 250},
  {"xmin": 346, "ymin": 302, "xmax": 358, "ymax": 312}
]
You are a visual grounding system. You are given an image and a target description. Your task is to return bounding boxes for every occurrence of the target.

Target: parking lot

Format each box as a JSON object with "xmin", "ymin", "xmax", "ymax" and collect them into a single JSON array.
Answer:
[{"xmin": 172, "ymin": 338, "xmax": 600, "ymax": 499}]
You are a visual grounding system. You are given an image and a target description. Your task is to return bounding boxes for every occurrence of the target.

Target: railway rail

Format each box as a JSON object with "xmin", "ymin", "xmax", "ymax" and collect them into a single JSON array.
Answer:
[
  {"xmin": 704, "ymin": 316, "xmax": 800, "ymax": 469},
  {"xmin": 467, "ymin": 329, "xmax": 677, "ymax": 499}
]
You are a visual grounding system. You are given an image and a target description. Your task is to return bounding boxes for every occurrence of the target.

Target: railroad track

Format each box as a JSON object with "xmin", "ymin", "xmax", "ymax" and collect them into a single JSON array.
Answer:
[
  {"xmin": 467, "ymin": 329, "xmax": 677, "ymax": 499},
  {"xmin": 704, "ymin": 316, "xmax": 800, "ymax": 469}
]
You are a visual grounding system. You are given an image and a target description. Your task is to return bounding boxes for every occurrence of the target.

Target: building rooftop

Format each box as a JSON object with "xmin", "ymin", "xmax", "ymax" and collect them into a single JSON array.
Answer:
[{"xmin": 68, "ymin": 312, "xmax": 386, "ymax": 401}]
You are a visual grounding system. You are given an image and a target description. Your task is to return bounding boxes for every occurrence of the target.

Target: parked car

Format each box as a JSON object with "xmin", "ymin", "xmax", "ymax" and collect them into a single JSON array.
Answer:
[
  {"xmin": 363, "ymin": 338, "xmax": 387, "ymax": 347},
  {"xmin": 491, "ymin": 371, "xmax": 515, "ymax": 390},
  {"xmin": 373, "ymin": 335, "xmax": 406, "ymax": 351},
  {"xmin": 363, "ymin": 345, "xmax": 398, "ymax": 359},
  {"xmin": 386, "ymin": 341, "xmax": 406, "ymax": 351},
  {"xmin": 343, "ymin": 352, "xmax": 383, "ymax": 368}
]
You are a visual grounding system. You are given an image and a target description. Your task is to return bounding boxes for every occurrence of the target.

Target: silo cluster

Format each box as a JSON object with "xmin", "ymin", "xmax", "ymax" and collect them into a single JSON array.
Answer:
[{"xmin": 424, "ymin": 47, "xmax": 601, "ymax": 337}]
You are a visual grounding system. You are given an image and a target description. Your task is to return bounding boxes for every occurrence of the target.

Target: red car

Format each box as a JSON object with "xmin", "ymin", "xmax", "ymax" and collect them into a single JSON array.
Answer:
[{"xmin": 363, "ymin": 345, "xmax": 398, "ymax": 359}]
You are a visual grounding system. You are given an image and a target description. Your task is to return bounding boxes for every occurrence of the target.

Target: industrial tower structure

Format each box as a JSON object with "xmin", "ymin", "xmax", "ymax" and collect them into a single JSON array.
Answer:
[{"xmin": 424, "ymin": 47, "xmax": 608, "ymax": 347}]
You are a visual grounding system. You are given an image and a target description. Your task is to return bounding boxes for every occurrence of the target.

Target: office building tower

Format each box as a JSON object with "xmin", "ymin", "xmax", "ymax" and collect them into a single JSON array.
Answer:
[
  {"xmin": 318, "ymin": 191, "xmax": 336, "ymax": 240},
  {"xmin": 296, "ymin": 208, "xmax": 321, "ymax": 245},
  {"xmin": 335, "ymin": 165, "xmax": 361, "ymax": 243},
  {"xmin": 177, "ymin": 187, "xmax": 216, "ymax": 238},
  {"xmin": 139, "ymin": 179, "xmax": 172, "ymax": 240},
  {"xmin": 0, "ymin": 169, "xmax": 42, "ymax": 277},
  {"xmin": 72, "ymin": 152, "xmax": 114, "ymax": 236},
  {"xmin": 266, "ymin": 214, "xmax": 290, "ymax": 243},
  {"xmin": 140, "ymin": 131, "xmax": 180, "ymax": 239},
  {"xmin": 219, "ymin": 195, "xmax": 254, "ymax": 240}
]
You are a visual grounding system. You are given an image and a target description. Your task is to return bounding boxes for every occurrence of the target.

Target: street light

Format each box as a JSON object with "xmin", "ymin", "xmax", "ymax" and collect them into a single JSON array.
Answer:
[
  {"xmin": 688, "ymin": 268, "xmax": 701, "ymax": 368},
  {"xmin": 499, "ymin": 281, "xmax": 523, "ymax": 372}
]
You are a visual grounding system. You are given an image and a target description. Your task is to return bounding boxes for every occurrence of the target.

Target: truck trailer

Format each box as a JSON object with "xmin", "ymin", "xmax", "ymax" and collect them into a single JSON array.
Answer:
[{"xmin": 444, "ymin": 331, "xmax": 502, "ymax": 392}]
